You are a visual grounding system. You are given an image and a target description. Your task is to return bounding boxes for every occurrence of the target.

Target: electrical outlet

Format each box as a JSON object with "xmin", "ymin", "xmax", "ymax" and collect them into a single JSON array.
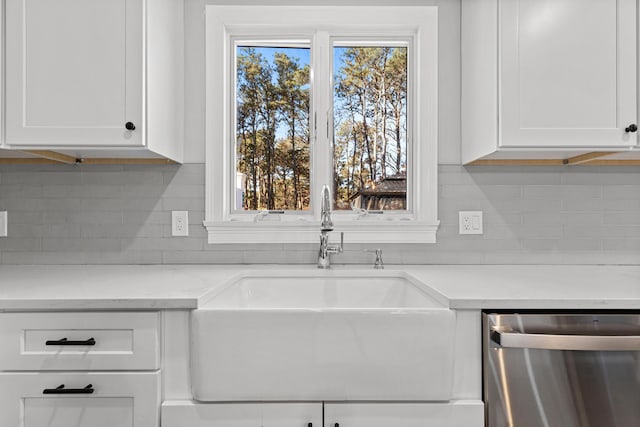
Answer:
[
  {"xmin": 0, "ymin": 211, "xmax": 7, "ymax": 237},
  {"xmin": 459, "ymin": 211, "xmax": 483, "ymax": 235},
  {"xmin": 171, "ymin": 211, "xmax": 189, "ymax": 237}
]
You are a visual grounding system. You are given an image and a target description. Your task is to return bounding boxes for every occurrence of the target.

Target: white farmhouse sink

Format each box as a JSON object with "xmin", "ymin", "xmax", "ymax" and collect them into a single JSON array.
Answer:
[{"xmin": 191, "ymin": 270, "xmax": 455, "ymax": 402}]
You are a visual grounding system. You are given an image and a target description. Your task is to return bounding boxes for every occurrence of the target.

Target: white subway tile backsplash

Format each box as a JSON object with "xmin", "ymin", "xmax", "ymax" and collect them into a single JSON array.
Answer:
[
  {"xmin": 2, "ymin": 172, "xmax": 82, "ymax": 185},
  {"xmin": 163, "ymin": 167, "xmax": 205, "ymax": 185},
  {"xmin": 440, "ymin": 184, "xmax": 522, "ymax": 200},
  {"xmin": 123, "ymin": 237, "xmax": 204, "ymax": 252},
  {"xmin": 603, "ymin": 212, "xmax": 640, "ymax": 225},
  {"xmin": 0, "ymin": 238, "xmax": 42, "ymax": 252},
  {"xmin": 161, "ymin": 197, "xmax": 205, "ymax": 212},
  {"xmin": 42, "ymin": 184, "xmax": 122, "ymax": 198},
  {"xmin": 603, "ymin": 185, "xmax": 640, "ymax": 199},
  {"xmin": 10, "ymin": 223, "xmax": 82, "ymax": 238},
  {"xmin": 603, "ymin": 238, "xmax": 640, "ymax": 251},
  {"xmin": 521, "ymin": 238, "xmax": 602, "ymax": 252},
  {"xmin": 563, "ymin": 225, "xmax": 640, "ymax": 239},
  {"xmin": 162, "ymin": 250, "xmax": 245, "ymax": 264},
  {"xmin": 41, "ymin": 237, "xmax": 121, "ymax": 252},
  {"xmin": 0, "ymin": 185, "xmax": 44, "ymax": 198},
  {"xmin": 523, "ymin": 185, "xmax": 603, "ymax": 200},
  {"xmin": 43, "ymin": 211, "xmax": 124, "ymax": 225},
  {"xmin": 82, "ymin": 171, "xmax": 164, "ymax": 186},
  {"xmin": 522, "ymin": 212, "xmax": 603, "ymax": 226},
  {"xmin": 563, "ymin": 170, "xmax": 640, "ymax": 185},
  {"xmin": 82, "ymin": 223, "xmax": 164, "ymax": 239},
  {"xmin": 0, "ymin": 163, "xmax": 639, "ymax": 265}
]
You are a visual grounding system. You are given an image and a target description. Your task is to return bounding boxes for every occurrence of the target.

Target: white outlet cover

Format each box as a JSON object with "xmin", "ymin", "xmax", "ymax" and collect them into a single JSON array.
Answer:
[
  {"xmin": 459, "ymin": 211, "xmax": 483, "ymax": 235},
  {"xmin": 0, "ymin": 211, "xmax": 7, "ymax": 237},
  {"xmin": 171, "ymin": 211, "xmax": 189, "ymax": 237}
]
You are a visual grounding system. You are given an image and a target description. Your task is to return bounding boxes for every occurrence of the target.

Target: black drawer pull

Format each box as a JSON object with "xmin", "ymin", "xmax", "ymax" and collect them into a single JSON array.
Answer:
[
  {"xmin": 45, "ymin": 337, "xmax": 96, "ymax": 346},
  {"xmin": 43, "ymin": 384, "xmax": 94, "ymax": 395}
]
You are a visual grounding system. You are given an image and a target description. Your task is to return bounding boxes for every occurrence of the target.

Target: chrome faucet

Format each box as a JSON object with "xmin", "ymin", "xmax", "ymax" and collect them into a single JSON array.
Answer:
[{"xmin": 318, "ymin": 185, "xmax": 343, "ymax": 269}]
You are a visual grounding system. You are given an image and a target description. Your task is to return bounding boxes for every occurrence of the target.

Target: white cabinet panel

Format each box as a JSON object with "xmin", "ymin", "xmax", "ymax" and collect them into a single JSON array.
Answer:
[
  {"xmin": 324, "ymin": 402, "xmax": 484, "ymax": 427},
  {"xmin": 161, "ymin": 401, "xmax": 322, "ymax": 427},
  {"xmin": 162, "ymin": 401, "xmax": 483, "ymax": 427},
  {"xmin": 4, "ymin": 0, "xmax": 143, "ymax": 147},
  {"xmin": 1, "ymin": 0, "xmax": 184, "ymax": 161},
  {"xmin": 0, "ymin": 312, "xmax": 160, "ymax": 371},
  {"xmin": 461, "ymin": 0, "xmax": 639, "ymax": 163},
  {"xmin": 500, "ymin": 0, "xmax": 637, "ymax": 148},
  {"xmin": 23, "ymin": 397, "xmax": 133, "ymax": 427},
  {"xmin": 0, "ymin": 372, "xmax": 159, "ymax": 427}
]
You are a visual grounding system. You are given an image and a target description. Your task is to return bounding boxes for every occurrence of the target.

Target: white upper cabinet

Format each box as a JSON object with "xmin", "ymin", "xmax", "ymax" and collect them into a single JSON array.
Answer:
[
  {"xmin": 501, "ymin": 0, "xmax": 636, "ymax": 148},
  {"xmin": 2, "ymin": 0, "xmax": 184, "ymax": 162},
  {"xmin": 462, "ymin": 0, "xmax": 638, "ymax": 163},
  {"xmin": 5, "ymin": 0, "xmax": 142, "ymax": 147}
]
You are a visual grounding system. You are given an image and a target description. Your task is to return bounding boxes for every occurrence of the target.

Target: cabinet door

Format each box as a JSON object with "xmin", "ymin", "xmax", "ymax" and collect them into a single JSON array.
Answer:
[
  {"xmin": 4, "ymin": 0, "xmax": 143, "ymax": 147},
  {"xmin": 0, "ymin": 372, "xmax": 159, "ymax": 427},
  {"xmin": 500, "ymin": 0, "xmax": 637, "ymax": 148},
  {"xmin": 324, "ymin": 402, "xmax": 484, "ymax": 427},
  {"xmin": 161, "ymin": 402, "xmax": 322, "ymax": 427}
]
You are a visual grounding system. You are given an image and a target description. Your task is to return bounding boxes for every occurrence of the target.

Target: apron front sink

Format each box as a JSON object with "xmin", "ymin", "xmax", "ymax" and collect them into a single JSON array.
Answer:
[{"xmin": 191, "ymin": 270, "xmax": 455, "ymax": 401}]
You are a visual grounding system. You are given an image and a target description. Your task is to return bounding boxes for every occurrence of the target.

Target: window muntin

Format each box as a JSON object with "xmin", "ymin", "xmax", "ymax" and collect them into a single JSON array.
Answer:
[
  {"xmin": 234, "ymin": 43, "xmax": 311, "ymax": 211},
  {"xmin": 332, "ymin": 44, "xmax": 409, "ymax": 211}
]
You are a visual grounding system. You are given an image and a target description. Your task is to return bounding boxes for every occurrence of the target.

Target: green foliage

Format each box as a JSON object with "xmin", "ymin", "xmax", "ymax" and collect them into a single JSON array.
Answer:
[
  {"xmin": 236, "ymin": 47, "xmax": 311, "ymax": 211},
  {"xmin": 334, "ymin": 47, "xmax": 407, "ymax": 210},
  {"xmin": 235, "ymin": 45, "xmax": 407, "ymax": 212}
]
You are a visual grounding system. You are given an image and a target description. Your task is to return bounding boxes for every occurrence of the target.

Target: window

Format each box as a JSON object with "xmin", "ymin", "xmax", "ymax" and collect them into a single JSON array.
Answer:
[
  {"xmin": 234, "ymin": 44, "xmax": 311, "ymax": 212},
  {"xmin": 205, "ymin": 5, "xmax": 439, "ymax": 244},
  {"xmin": 333, "ymin": 44, "xmax": 409, "ymax": 212}
]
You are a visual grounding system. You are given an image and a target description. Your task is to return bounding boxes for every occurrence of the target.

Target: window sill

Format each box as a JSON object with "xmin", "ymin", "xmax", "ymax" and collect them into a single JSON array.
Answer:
[{"xmin": 203, "ymin": 221, "xmax": 439, "ymax": 244}]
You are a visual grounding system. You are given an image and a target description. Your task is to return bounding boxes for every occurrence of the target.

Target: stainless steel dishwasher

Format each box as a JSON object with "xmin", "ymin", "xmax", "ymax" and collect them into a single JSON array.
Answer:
[{"xmin": 484, "ymin": 312, "xmax": 640, "ymax": 427}]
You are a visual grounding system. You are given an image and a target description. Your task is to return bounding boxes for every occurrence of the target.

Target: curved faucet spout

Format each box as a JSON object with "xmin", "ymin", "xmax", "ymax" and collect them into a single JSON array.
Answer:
[
  {"xmin": 320, "ymin": 184, "xmax": 333, "ymax": 231},
  {"xmin": 318, "ymin": 184, "xmax": 343, "ymax": 268}
]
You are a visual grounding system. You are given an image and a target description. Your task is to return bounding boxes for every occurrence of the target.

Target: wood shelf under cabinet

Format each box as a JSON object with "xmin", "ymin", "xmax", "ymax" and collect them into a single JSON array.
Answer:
[{"xmin": 467, "ymin": 151, "xmax": 640, "ymax": 166}]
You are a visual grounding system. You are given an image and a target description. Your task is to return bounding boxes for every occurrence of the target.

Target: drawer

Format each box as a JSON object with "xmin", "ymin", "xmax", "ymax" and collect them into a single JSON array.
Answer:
[
  {"xmin": 0, "ymin": 312, "xmax": 160, "ymax": 371},
  {"xmin": 0, "ymin": 371, "xmax": 160, "ymax": 427}
]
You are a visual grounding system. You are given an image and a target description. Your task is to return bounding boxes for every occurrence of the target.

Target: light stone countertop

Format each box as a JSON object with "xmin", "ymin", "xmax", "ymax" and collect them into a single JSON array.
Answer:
[{"xmin": 0, "ymin": 264, "xmax": 639, "ymax": 311}]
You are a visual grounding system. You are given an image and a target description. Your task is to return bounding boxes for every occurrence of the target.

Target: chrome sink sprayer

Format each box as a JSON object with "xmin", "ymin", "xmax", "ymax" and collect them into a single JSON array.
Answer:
[{"xmin": 318, "ymin": 185, "xmax": 343, "ymax": 269}]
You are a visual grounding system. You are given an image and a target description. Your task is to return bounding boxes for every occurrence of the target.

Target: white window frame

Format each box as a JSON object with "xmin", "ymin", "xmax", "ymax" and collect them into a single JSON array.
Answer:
[{"xmin": 204, "ymin": 5, "xmax": 439, "ymax": 244}]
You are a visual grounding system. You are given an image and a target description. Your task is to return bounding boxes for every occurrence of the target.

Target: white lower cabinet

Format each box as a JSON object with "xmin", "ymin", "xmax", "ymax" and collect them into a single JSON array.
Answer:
[
  {"xmin": 0, "ymin": 372, "xmax": 160, "ymax": 427},
  {"xmin": 0, "ymin": 311, "xmax": 162, "ymax": 427},
  {"xmin": 324, "ymin": 402, "xmax": 484, "ymax": 427},
  {"xmin": 161, "ymin": 402, "xmax": 322, "ymax": 427},
  {"xmin": 161, "ymin": 401, "xmax": 484, "ymax": 427},
  {"xmin": 0, "ymin": 312, "xmax": 160, "ymax": 371}
]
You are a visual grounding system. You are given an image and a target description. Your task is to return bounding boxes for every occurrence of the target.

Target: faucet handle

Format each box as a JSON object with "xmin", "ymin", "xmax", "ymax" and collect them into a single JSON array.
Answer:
[
  {"xmin": 364, "ymin": 248, "xmax": 384, "ymax": 269},
  {"xmin": 324, "ymin": 231, "xmax": 344, "ymax": 255}
]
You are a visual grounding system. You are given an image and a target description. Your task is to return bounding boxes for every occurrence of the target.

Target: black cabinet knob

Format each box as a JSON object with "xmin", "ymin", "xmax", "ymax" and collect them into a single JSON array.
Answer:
[
  {"xmin": 625, "ymin": 124, "xmax": 637, "ymax": 133},
  {"xmin": 125, "ymin": 122, "xmax": 136, "ymax": 131}
]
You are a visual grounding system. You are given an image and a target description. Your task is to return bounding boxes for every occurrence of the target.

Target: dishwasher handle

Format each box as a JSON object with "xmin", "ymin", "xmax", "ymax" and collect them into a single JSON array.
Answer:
[{"xmin": 490, "ymin": 329, "xmax": 640, "ymax": 351}]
